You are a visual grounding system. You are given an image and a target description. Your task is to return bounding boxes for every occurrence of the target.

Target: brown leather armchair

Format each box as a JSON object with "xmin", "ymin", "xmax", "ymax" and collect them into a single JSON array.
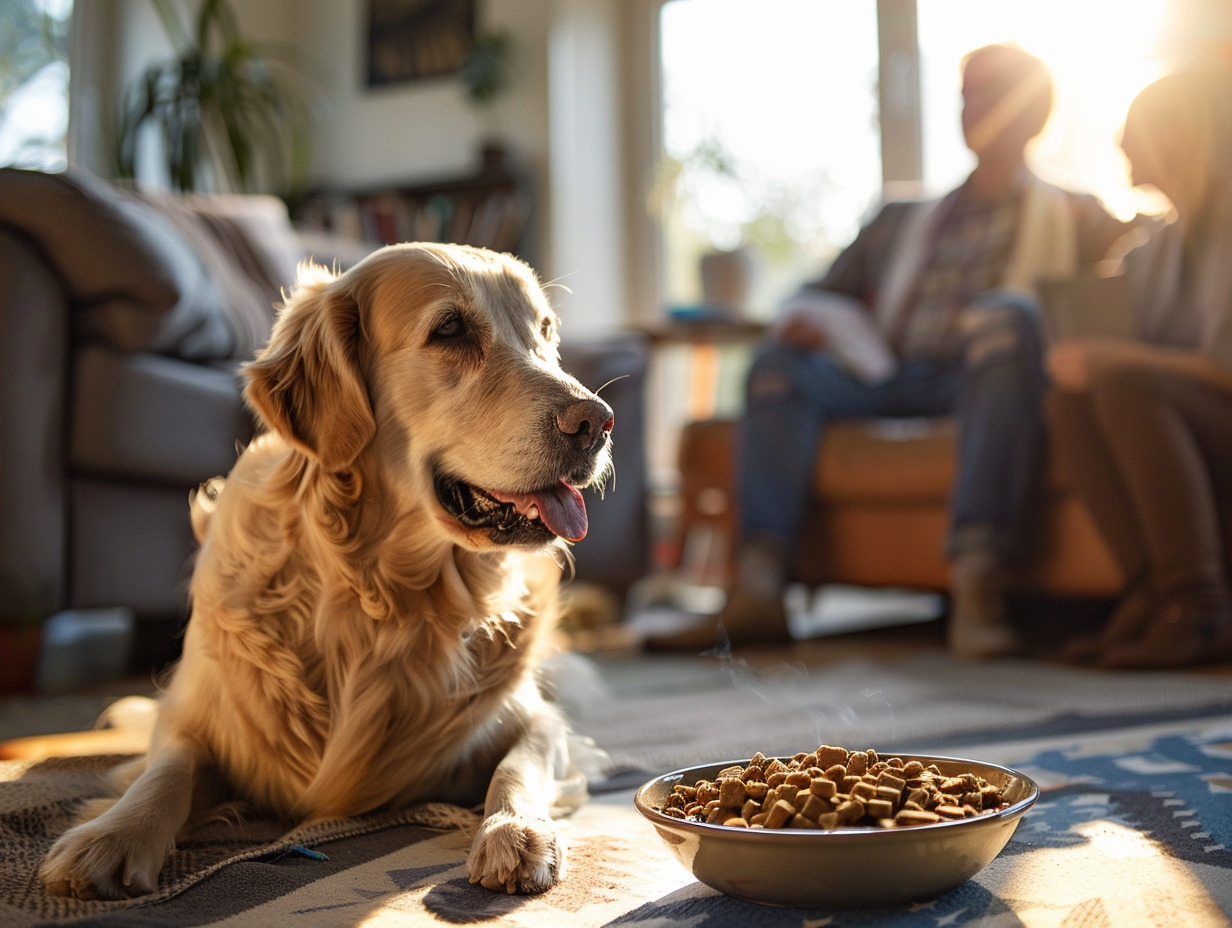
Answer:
[{"xmin": 675, "ymin": 416, "xmax": 1122, "ymax": 598}]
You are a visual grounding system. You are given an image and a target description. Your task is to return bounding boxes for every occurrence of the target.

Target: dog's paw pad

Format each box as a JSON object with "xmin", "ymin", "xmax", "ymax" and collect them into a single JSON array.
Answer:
[{"xmin": 466, "ymin": 811, "xmax": 562, "ymax": 894}]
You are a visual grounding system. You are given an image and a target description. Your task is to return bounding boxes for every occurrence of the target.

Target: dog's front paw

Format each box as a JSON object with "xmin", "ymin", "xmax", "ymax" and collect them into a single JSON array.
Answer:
[
  {"xmin": 466, "ymin": 811, "xmax": 563, "ymax": 894},
  {"xmin": 41, "ymin": 820, "xmax": 170, "ymax": 900}
]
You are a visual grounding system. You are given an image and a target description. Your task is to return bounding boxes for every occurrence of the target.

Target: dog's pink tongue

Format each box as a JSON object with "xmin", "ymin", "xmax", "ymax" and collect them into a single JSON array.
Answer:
[{"xmin": 494, "ymin": 481, "xmax": 588, "ymax": 541}]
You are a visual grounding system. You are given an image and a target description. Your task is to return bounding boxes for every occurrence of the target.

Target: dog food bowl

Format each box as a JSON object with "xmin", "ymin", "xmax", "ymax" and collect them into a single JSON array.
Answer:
[{"xmin": 634, "ymin": 753, "xmax": 1039, "ymax": 909}]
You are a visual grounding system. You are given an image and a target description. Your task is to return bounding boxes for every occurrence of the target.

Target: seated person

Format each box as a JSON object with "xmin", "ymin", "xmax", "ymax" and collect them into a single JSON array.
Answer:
[
  {"xmin": 1048, "ymin": 67, "xmax": 1232, "ymax": 669},
  {"xmin": 648, "ymin": 43, "xmax": 1136, "ymax": 657}
]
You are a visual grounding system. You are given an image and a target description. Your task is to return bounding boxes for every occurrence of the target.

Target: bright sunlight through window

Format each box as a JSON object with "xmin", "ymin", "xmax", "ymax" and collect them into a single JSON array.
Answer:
[
  {"xmin": 657, "ymin": 0, "xmax": 881, "ymax": 316},
  {"xmin": 0, "ymin": 0, "xmax": 73, "ymax": 172},
  {"xmin": 918, "ymin": 0, "xmax": 1172, "ymax": 218},
  {"xmin": 659, "ymin": 0, "xmax": 1181, "ymax": 318}
]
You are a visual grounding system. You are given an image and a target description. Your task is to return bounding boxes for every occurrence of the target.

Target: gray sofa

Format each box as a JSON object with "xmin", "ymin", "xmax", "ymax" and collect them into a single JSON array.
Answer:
[{"xmin": 0, "ymin": 168, "xmax": 647, "ymax": 673}]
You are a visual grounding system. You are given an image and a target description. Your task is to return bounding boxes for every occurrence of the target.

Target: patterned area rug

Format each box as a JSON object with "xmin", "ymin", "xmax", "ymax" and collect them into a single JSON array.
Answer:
[{"xmin": 2, "ymin": 652, "xmax": 1231, "ymax": 926}]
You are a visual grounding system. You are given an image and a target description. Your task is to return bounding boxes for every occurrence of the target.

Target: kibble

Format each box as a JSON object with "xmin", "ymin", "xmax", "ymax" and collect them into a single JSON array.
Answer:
[{"xmin": 654, "ymin": 744, "xmax": 1008, "ymax": 830}]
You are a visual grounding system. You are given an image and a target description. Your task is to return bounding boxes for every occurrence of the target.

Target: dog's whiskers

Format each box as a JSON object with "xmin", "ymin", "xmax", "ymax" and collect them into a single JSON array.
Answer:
[
  {"xmin": 540, "ymin": 272, "xmax": 577, "ymax": 295},
  {"xmin": 594, "ymin": 375, "xmax": 629, "ymax": 396}
]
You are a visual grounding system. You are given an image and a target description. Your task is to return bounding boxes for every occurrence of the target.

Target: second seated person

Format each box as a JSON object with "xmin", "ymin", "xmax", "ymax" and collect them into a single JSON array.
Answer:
[
  {"xmin": 647, "ymin": 43, "xmax": 1136, "ymax": 657},
  {"xmin": 1047, "ymin": 68, "xmax": 1232, "ymax": 669}
]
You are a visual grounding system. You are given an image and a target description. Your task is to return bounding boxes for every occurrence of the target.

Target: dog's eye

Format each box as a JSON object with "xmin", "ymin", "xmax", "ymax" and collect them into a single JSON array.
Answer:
[
  {"xmin": 428, "ymin": 309, "xmax": 487, "ymax": 366},
  {"xmin": 432, "ymin": 312, "xmax": 466, "ymax": 341}
]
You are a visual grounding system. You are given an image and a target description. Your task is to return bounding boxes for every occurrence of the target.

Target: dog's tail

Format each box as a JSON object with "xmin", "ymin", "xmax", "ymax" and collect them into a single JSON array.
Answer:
[
  {"xmin": 189, "ymin": 476, "xmax": 227, "ymax": 544},
  {"xmin": 0, "ymin": 696, "xmax": 158, "ymax": 761}
]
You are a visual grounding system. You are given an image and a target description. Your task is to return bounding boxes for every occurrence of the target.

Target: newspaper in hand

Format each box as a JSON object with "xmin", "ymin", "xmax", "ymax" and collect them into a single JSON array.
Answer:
[{"xmin": 774, "ymin": 290, "xmax": 898, "ymax": 385}]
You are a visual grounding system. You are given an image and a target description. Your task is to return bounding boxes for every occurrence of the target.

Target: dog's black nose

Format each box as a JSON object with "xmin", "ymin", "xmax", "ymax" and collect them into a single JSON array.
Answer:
[{"xmin": 557, "ymin": 397, "xmax": 614, "ymax": 451}]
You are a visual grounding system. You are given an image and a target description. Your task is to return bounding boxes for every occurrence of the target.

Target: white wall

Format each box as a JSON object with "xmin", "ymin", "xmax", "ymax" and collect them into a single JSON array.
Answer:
[
  {"xmin": 72, "ymin": 0, "xmax": 633, "ymax": 333},
  {"xmin": 295, "ymin": 0, "xmax": 629, "ymax": 334},
  {"xmin": 617, "ymin": 0, "xmax": 664, "ymax": 330},
  {"xmin": 299, "ymin": 0, "xmax": 550, "ymax": 189},
  {"xmin": 546, "ymin": 0, "xmax": 625, "ymax": 334}
]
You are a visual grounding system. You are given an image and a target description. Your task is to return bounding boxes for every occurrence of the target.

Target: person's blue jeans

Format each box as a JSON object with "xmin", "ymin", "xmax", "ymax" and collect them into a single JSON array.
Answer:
[{"xmin": 737, "ymin": 293, "xmax": 1046, "ymax": 567}]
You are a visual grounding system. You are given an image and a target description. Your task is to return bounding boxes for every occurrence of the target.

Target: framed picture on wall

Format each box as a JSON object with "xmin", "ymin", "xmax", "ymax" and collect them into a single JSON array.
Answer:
[{"xmin": 366, "ymin": 0, "xmax": 476, "ymax": 87}]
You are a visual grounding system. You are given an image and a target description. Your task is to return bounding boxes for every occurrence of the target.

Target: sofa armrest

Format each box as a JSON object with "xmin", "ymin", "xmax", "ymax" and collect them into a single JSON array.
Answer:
[{"xmin": 0, "ymin": 229, "xmax": 69, "ymax": 618}]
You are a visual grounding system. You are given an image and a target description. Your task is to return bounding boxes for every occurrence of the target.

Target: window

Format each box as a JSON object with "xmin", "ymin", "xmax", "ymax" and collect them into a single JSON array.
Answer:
[
  {"xmin": 0, "ymin": 0, "xmax": 73, "ymax": 171},
  {"xmin": 646, "ymin": 0, "xmax": 1184, "ymax": 490},
  {"xmin": 656, "ymin": 0, "xmax": 1181, "ymax": 326},
  {"xmin": 917, "ymin": 0, "xmax": 1171, "ymax": 217},
  {"xmin": 656, "ymin": 0, "xmax": 882, "ymax": 318}
]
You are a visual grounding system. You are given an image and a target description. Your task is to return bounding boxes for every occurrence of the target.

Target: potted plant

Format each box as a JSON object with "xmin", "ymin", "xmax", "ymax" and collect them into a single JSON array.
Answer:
[
  {"xmin": 114, "ymin": 0, "xmax": 315, "ymax": 194},
  {"xmin": 460, "ymin": 29, "xmax": 514, "ymax": 170}
]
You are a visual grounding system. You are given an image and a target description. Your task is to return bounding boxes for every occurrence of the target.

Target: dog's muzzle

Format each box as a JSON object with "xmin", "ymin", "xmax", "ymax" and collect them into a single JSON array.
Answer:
[
  {"xmin": 433, "ymin": 396, "xmax": 614, "ymax": 546},
  {"xmin": 434, "ymin": 474, "xmax": 589, "ymax": 544}
]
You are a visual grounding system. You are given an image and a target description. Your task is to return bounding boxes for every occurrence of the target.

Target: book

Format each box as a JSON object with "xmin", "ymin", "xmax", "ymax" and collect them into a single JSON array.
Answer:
[
  {"xmin": 1036, "ymin": 273, "xmax": 1137, "ymax": 344},
  {"xmin": 774, "ymin": 290, "xmax": 898, "ymax": 384}
]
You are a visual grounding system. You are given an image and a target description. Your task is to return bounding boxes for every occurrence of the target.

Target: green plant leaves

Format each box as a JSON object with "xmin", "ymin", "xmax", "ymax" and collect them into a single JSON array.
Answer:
[{"xmin": 115, "ymin": 0, "xmax": 314, "ymax": 195}]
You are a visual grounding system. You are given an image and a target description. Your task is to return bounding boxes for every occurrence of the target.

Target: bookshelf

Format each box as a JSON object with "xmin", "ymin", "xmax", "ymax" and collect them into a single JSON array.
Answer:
[{"xmin": 293, "ymin": 146, "xmax": 532, "ymax": 262}]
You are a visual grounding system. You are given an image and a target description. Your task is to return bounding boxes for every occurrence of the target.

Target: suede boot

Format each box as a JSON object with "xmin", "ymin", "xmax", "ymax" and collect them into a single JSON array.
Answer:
[
  {"xmin": 1101, "ymin": 585, "xmax": 1232, "ymax": 669},
  {"xmin": 1060, "ymin": 581, "xmax": 1155, "ymax": 664},
  {"xmin": 947, "ymin": 548, "xmax": 1019, "ymax": 659},
  {"xmin": 642, "ymin": 539, "xmax": 793, "ymax": 652}
]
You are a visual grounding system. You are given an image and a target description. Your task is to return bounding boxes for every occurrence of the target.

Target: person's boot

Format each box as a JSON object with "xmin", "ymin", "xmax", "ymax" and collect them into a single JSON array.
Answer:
[
  {"xmin": 1059, "ymin": 580, "xmax": 1154, "ymax": 664},
  {"xmin": 643, "ymin": 539, "xmax": 793, "ymax": 652},
  {"xmin": 947, "ymin": 548, "xmax": 1019, "ymax": 659},
  {"xmin": 1101, "ymin": 584, "xmax": 1232, "ymax": 669}
]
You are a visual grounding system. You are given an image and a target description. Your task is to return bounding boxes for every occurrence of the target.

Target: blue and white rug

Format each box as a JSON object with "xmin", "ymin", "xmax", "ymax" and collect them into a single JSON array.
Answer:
[
  {"xmin": 1, "ymin": 713, "xmax": 1230, "ymax": 926},
  {"xmin": 2, "ymin": 648, "xmax": 1231, "ymax": 927}
]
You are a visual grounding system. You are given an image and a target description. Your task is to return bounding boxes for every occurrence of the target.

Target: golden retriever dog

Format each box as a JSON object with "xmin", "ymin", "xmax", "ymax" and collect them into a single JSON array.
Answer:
[{"xmin": 40, "ymin": 242, "xmax": 614, "ymax": 899}]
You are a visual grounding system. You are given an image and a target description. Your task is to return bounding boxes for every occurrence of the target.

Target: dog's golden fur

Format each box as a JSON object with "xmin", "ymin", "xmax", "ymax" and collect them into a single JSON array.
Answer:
[{"xmin": 41, "ymin": 243, "xmax": 614, "ymax": 899}]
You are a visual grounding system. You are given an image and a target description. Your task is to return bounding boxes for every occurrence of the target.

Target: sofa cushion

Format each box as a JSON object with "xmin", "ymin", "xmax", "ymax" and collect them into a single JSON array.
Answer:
[
  {"xmin": 0, "ymin": 168, "xmax": 234, "ymax": 358},
  {"xmin": 132, "ymin": 189, "xmax": 300, "ymax": 358},
  {"xmin": 816, "ymin": 419, "xmax": 957, "ymax": 503},
  {"xmin": 813, "ymin": 417, "xmax": 1078, "ymax": 504},
  {"xmin": 0, "ymin": 169, "xmax": 295, "ymax": 361},
  {"xmin": 68, "ymin": 478, "xmax": 197, "ymax": 618},
  {"xmin": 69, "ymin": 346, "xmax": 253, "ymax": 486}
]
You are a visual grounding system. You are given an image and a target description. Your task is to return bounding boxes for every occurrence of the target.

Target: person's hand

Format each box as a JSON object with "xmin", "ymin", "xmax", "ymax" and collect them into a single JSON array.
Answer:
[
  {"xmin": 1047, "ymin": 338, "xmax": 1165, "ymax": 391},
  {"xmin": 773, "ymin": 310, "xmax": 830, "ymax": 350},
  {"xmin": 1046, "ymin": 340, "xmax": 1095, "ymax": 391}
]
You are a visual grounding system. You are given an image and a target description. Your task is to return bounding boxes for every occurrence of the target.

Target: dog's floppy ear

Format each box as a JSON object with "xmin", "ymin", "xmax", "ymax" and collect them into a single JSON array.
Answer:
[{"xmin": 244, "ymin": 274, "xmax": 375, "ymax": 471}]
